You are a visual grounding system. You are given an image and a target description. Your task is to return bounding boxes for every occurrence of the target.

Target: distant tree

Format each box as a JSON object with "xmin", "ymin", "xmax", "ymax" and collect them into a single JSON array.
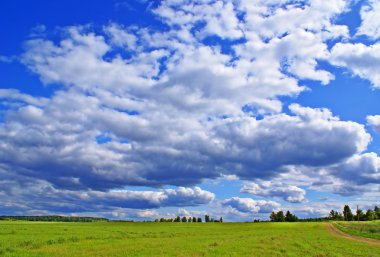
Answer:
[
  {"xmin": 174, "ymin": 216, "xmax": 181, "ymax": 222},
  {"xmin": 375, "ymin": 206, "xmax": 380, "ymax": 220},
  {"xmin": 285, "ymin": 211, "xmax": 298, "ymax": 222},
  {"xmin": 181, "ymin": 216, "xmax": 187, "ymax": 222},
  {"xmin": 192, "ymin": 217, "xmax": 197, "ymax": 222},
  {"xmin": 328, "ymin": 210, "xmax": 343, "ymax": 221},
  {"xmin": 205, "ymin": 215, "xmax": 210, "ymax": 223},
  {"xmin": 277, "ymin": 211, "xmax": 285, "ymax": 222},
  {"xmin": 270, "ymin": 211, "xmax": 287, "ymax": 222},
  {"xmin": 187, "ymin": 217, "xmax": 192, "ymax": 222},
  {"xmin": 336, "ymin": 212, "xmax": 344, "ymax": 221},
  {"xmin": 285, "ymin": 211, "xmax": 292, "ymax": 222},
  {"xmin": 366, "ymin": 209, "xmax": 376, "ymax": 221},
  {"xmin": 355, "ymin": 209, "xmax": 365, "ymax": 221},
  {"xmin": 343, "ymin": 205, "xmax": 353, "ymax": 221},
  {"xmin": 197, "ymin": 217, "xmax": 202, "ymax": 223},
  {"xmin": 270, "ymin": 212, "xmax": 277, "ymax": 222},
  {"xmin": 329, "ymin": 210, "xmax": 336, "ymax": 220},
  {"xmin": 220, "ymin": 217, "xmax": 223, "ymax": 223}
]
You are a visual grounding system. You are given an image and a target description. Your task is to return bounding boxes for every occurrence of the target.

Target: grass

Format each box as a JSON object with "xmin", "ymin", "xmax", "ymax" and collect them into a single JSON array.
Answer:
[
  {"xmin": 0, "ymin": 221, "xmax": 379, "ymax": 256},
  {"xmin": 333, "ymin": 220, "xmax": 380, "ymax": 240}
]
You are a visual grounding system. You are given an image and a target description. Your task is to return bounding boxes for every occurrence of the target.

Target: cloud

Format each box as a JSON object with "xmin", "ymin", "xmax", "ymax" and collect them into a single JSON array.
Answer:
[
  {"xmin": 357, "ymin": 0, "xmax": 380, "ymax": 39},
  {"xmin": 222, "ymin": 197, "xmax": 280, "ymax": 214},
  {"xmin": 210, "ymin": 104, "xmax": 369, "ymax": 180},
  {"xmin": 0, "ymin": 91, "xmax": 370, "ymax": 191},
  {"xmin": 0, "ymin": 0, "xmax": 378, "ymax": 216},
  {"xmin": 0, "ymin": 178, "xmax": 214, "ymax": 215},
  {"xmin": 104, "ymin": 23, "xmax": 138, "ymax": 49},
  {"xmin": 329, "ymin": 42, "xmax": 380, "ymax": 88},
  {"xmin": 241, "ymin": 181, "xmax": 306, "ymax": 203},
  {"xmin": 307, "ymin": 152, "xmax": 380, "ymax": 197},
  {"xmin": 367, "ymin": 115, "xmax": 380, "ymax": 133},
  {"xmin": 0, "ymin": 55, "xmax": 18, "ymax": 63},
  {"xmin": 329, "ymin": 153, "xmax": 380, "ymax": 186}
]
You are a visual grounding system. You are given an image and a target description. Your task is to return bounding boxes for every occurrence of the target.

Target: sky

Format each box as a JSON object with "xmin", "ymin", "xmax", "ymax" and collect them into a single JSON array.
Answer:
[{"xmin": 1, "ymin": 0, "xmax": 380, "ymax": 221}]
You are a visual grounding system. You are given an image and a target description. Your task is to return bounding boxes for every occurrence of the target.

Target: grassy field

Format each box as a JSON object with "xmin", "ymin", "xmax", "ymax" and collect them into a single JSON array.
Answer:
[
  {"xmin": 1, "ymin": 221, "xmax": 380, "ymax": 257},
  {"xmin": 333, "ymin": 220, "xmax": 380, "ymax": 240}
]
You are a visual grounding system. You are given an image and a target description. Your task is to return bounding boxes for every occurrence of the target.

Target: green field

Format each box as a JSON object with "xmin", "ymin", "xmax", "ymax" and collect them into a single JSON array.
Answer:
[
  {"xmin": 333, "ymin": 220, "xmax": 380, "ymax": 240},
  {"xmin": 1, "ymin": 221, "xmax": 379, "ymax": 257}
]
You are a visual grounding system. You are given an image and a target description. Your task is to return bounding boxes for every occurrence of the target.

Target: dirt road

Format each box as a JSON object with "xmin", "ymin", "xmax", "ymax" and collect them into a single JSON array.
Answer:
[{"xmin": 325, "ymin": 223, "xmax": 380, "ymax": 246}]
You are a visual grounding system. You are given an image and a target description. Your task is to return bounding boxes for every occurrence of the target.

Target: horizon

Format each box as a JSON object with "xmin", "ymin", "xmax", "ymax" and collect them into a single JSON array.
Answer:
[{"xmin": 1, "ymin": 0, "xmax": 380, "ymax": 222}]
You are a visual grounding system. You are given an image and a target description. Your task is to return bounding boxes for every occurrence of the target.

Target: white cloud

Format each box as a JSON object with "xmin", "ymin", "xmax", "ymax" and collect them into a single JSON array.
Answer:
[
  {"xmin": 241, "ymin": 181, "xmax": 306, "ymax": 203},
  {"xmin": 329, "ymin": 152, "xmax": 380, "ymax": 186},
  {"xmin": 1, "ymin": 0, "xmax": 378, "ymax": 216},
  {"xmin": 104, "ymin": 23, "xmax": 137, "ymax": 48},
  {"xmin": 367, "ymin": 115, "xmax": 380, "ymax": 133},
  {"xmin": 329, "ymin": 42, "xmax": 380, "ymax": 88},
  {"xmin": 357, "ymin": 0, "xmax": 380, "ymax": 39},
  {"xmin": 222, "ymin": 197, "xmax": 280, "ymax": 214},
  {"xmin": 0, "ymin": 179, "xmax": 214, "ymax": 214}
]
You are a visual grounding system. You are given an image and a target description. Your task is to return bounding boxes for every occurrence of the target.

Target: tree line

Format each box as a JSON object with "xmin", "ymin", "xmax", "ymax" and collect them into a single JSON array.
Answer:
[
  {"xmin": 154, "ymin": 215, "xmax": 223, "ymax": 223},
  {"xmin": 267, "ymin": 205, "xmax": 380, "ymax": 223},
  {"xmin": 269, "ymin": 210, "xmax": 298, "ymax": 222},
  {"xmin": 329, "ymin": 205, "xmax": 380, "ymax": 221}
]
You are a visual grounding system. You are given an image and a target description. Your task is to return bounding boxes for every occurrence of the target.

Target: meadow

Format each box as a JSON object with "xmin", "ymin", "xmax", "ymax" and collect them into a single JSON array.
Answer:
[{"xmin": 1, "ymin": 221, "xmax": 379, "ymax": 257}]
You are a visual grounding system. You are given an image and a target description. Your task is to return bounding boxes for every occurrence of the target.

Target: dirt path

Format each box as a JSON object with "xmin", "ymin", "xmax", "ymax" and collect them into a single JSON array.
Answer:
[{"xmin": 325, "ymin": 223, "xmax": 380, "ymax": 246}]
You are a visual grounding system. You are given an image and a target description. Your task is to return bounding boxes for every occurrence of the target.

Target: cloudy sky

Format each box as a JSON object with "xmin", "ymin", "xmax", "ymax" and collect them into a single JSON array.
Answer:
[{"xmin": 1, "ymin": 0, "xmax": 380, "ymax": 221}]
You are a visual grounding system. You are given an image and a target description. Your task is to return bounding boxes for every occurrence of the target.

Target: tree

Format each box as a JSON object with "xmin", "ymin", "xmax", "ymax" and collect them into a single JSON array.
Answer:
[
  {"xmin": 197, "ymin": 217, "xmax": 202, "ymax": 223},
  {"xmin": 285, "ymin": 211, "xmax": 298, "ymax": 222},
  {"xmin": 343, "ymin": 205, "xmax": 353, "ymax": 221},
  {"xmin": 375, "ymin": 206, "xmax": 380, "ymax": 220},
  {"xmin": 329, "ymin": 210, "xmax": 336, "ymax": 220},
  {"xmin": 269, "ymin": 211, "xmax": 286, "ymax": 222},
  {"xmin": 355, "ymin": 209, "xmax": 364, "ymax": 221},
  {"xmin": 205, "ymin": 215, "xmax": 210, "ymax": 222},
  {"xmin": 270, "ymin": 211, "xmax": 277, "ymax": 222},
  {"xmin": 220, "ymin": 217, "xmax": 223, "ymax": 223},
  {"xmin": 277, "ymin": 211, "xmax": 285, "ymax": 222},
  {"xmin": 366, "ymin": 209, "xmax": 375, "ymax": 221},
  {"xmin": 328, "ymin": 210, "xmax": 343, "ymax": 221},
  {"xmin": 192, "ymin": 217, "xmax": 197, "ymax": 222},
  {"xmin": 174, "ymin": 216, "xmax": 181, "ymax": 222},
  {"xmin": 181, "ymin": 216, "xmax": 187, "ymax": 222}
]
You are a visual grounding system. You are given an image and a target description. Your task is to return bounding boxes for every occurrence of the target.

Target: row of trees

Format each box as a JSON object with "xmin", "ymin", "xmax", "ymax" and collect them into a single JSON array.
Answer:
[
  {"xmin": 269, "ymin": 210, "xmax": 298, "ymax": 222},
  {"xmin": 154, "ymin": 215, "xmax": 223, "ymax": 223},
  {"xmin": 329, "ymin": 205, "xmax": 380, "ymax": 221}
]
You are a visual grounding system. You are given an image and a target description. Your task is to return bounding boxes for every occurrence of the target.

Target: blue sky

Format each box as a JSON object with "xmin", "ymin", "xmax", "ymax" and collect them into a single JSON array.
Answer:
[{"xmin": 1, "ymin": 0, "xmax": 380, "ymax": 221}]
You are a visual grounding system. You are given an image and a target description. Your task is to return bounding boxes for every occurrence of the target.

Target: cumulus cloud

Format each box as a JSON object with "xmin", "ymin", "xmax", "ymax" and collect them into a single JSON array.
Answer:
[
  {"xmin": 367, "ymin": 115, "xmax": 380, "ymax": 133},
  {"xmin": 357, "ymin": 0, "xmax": 380, "ymax": 39},
  {"xmin": 329, "ymin": 153, "xmax": 380, "ymax": 186},
  {"xmin": 0, "ymin": 178, "xmax": 214, "ymax": 215},
  {"xmin": 210, "ymin": 104, "xmax": 369, "ymax": 180},
  {"xmin": 222, "ymin": 197, "xmax": 280, "ymax": 214},
  {"xmin": 329, "ymin": 42, "xmax": 380, "ymax": 88},
  {"xmin": 307, "ymin": 152, "xmax": 380, "ymax": 197},
  {"xmin": 0, "ymin": 0, "xmax": 378, "ymax": 216},
  {"xmin": 241, "ymin": 181, "xmax": 306, "ymax": 203},
  {"xmin": 0, "ymin": 91, "xmax": 370, "ymax": 190}
]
